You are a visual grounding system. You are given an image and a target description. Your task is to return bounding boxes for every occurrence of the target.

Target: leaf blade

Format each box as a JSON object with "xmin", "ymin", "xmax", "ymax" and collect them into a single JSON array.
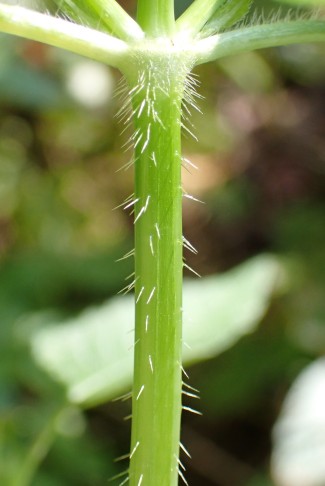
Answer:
[{"xmin": 26, "ymin": 255, "xmax": 283, "ymax": 407}]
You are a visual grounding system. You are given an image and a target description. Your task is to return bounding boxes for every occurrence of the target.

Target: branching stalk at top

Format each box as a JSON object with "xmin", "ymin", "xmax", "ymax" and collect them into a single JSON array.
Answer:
[
  {"xmin": 0, "ymin": 4, "xmax": 128, "ymax": 68},
  {"xmin": 193, "ymin": 20, "xmax": 325, "ymax": 65},
  {"xmin": 176, "ymin": 0, "xmax": 225, "ymax": 38},
  {"xmin": 136, "ymin": 0, "xmax": 176, "ymax": 37},
  {"xmin": 56, "ymin": 0, "xmax": 144, "ymax": 41}
]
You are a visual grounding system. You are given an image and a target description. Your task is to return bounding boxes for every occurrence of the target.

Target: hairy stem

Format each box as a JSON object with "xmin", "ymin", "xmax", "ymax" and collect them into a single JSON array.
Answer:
[
  {"xmin": 194, "ymin": 20, "xmax": 325, "ymax": 64},
  {"xmin": 56, "ymin": 0, "xmax": 144, "ymax": 41},
  {"xmin": 126, "ymin": 54, "xmax": 190, "ymax": 486}
]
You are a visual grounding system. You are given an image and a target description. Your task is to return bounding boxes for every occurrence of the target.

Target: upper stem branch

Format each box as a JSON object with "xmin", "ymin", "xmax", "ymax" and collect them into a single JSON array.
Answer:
[
  {"xmin": 176, "ymin": 0, "xmax": 225, "ymax": 38},
  {"xmin": 57, "ymin": 0, "xmax": 144, "ymax": 41},
  {"xmin": 136, "ymin": 0, "xmax": 175, "ymax": 37},
  {"xmin": 193, "ymin": 20, "xmax": 325, "ymax": 65},
  {"xmin": 0, "ymin": 5, "xmax": 128, "ymax": 68}
]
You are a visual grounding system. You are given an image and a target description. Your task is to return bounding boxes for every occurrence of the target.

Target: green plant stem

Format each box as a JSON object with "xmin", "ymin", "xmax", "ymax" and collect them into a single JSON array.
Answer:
[
  {"xmin": 56, "ymin": 0, "xmax": 144, "ymax": 41},
  {"xmin": 126, "ymin": 54, "xmax": 190, "ymax": 486},
  {"xmin": 199, "ymin": 0, "xmax": 252, "ymax": 38},
  {"xmin": 194, "ymin": 20, "xmax": 325, "ymax": 64},
  {"xmin": 136, "ymin": 0, "xmax": 175, "ymax": 37},
  {"xmin": 0, "ymin": 5, "xmax": 128, "ymax": 68},
  {"xmin": 176, "ymin": 0, "xmax": 225, "ymax": 38}
]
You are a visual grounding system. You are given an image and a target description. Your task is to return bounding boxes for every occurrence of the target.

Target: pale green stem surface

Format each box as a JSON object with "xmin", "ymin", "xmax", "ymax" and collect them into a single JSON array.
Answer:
[
  {"xmin": 136, "ymin": 0, "xmax": 175, "ymax": 37},
  {"xmin": 0, "ymin": 5, "xmax": 128, "ymax": 68},
  {"xmin": 126, "ymin": 54, "xmax": 190, "ymax": 486},
  {"xmin": 199, "ymin": 0, "xmax": 252, "ymax": 38},
  {"xmin": 194, "ymin": 20, "xmax": 325, "ymax": 64},
  {"xmin": 176, "ymin": 0, "xmax": 225, "ymax": 38},
  {"xmin": 63, "ymin": 0, "xmax": 144, "ymax": 41}
]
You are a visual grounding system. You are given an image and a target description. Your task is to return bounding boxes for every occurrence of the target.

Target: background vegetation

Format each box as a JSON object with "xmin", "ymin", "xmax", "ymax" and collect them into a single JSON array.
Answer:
[{"xmin": 1, "ymin": 0, "xmax": 325, "ymax": 485}]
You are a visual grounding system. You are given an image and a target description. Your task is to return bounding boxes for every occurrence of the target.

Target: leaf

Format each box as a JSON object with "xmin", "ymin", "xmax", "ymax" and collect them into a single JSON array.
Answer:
[
  {"xmin": 26, "ymin": 255, "xmax": 282, "ymax": 407},
  {"xmin": 182, "ymin": 254, "xmax": 281, "ymax": 363},
  {"xmin": 272, "ymin": 358, "xmax": 325, "ymax": 486}
]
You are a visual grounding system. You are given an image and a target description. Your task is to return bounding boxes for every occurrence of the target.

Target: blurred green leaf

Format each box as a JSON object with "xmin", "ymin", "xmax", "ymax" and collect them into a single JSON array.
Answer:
[
  {"xmin": 0, "ymin": 248, "xmax": 133, "ymax": 401},
  {"xmin": 0, "ymin": 37, "xmax": 66, "ymax": 110},
  {"xmin": 273, "ymin": 203, "xmax": 325, "ymax": 355},
  {"xmin": 0, "ymin": 403, "xmax": 62, "ymax": 486},
  {"xmin": 35, "ymin": 430, "xmax": 117, "ymax": 486},
  {"xmin": 25, "ymin": 255, "xmax": 283, "ymax": 407},
  {"xmin": 0, "ymin": 248, "xmax": 133, "ymax": 321},
  {"xmin": 0, "ymin": 402, "xmax": 114, "ymax": 486},
  {"xmin": 195, "ymin": 328, "xmax": 300, "ymax": 418},
  {"xmin": 272, "ymin": 358, "xmax": 325, "ymax": 486},
  {"xmin": 182, "ymin": 255, "xmax": 283, "ymax": 364}
]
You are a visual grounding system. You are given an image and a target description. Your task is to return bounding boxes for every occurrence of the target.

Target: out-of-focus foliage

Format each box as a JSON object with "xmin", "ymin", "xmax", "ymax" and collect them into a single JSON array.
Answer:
[
  {"xmin": 272, "ymin": 358, "xmax": 325, "ymax": 486},
  {"xmin": 0, "ymin": 0, "xmax": 325, "ymax": 485},
  {"xmin": 19, "ymin": 255, "xmax": 281, "ymax": 407}
]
